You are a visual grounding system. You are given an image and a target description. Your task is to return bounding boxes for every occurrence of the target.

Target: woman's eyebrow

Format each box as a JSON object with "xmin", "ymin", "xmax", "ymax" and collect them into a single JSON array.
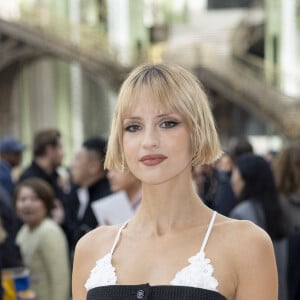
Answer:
[
  {"xmin": 156, "ymin": 113, "xmax": 171, "ymax": 118},
  {"xmin": 123, "ymin": 116, "xmax": 142, "ymax": 121},
  {"xmin": 123, "ymin": 113, "xmax": 178, "ymax": 121},
  {"xmin": 157, "ymin": 113, "xmax": 180, "ymax": 118}
]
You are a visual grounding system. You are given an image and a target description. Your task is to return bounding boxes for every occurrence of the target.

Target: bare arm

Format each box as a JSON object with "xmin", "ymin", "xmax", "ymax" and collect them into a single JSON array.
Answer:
[
  {"xmin": 72, "ymin": 237, "xmax": 89, "ymax": 300},
  {"xmin": 72, "ymin": 226, "xmax": 117, "ymax": 300},
  {"xmin": 234, "ymin": 222, "xmax": 278, "ymax": 300}
]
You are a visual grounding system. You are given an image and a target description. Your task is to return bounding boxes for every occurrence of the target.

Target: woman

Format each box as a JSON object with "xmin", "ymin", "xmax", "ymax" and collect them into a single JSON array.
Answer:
[
  {"xmin": 73, "ymin": 64, "xmax": 277, "ymax": 300},
  {"xmin": 273, "ymin": 144, "xmax": 300, "ymax": 300},
  {"xmin": 273, "ymin": 143, "xmax": 300, "ymax": 235},
  {"xmin": 230, "ymin": 154, "xmax": 287, "ymax": 300},
  {"xmin": 230, "ymin": 154, "xmax": 285, "ymax": 238},
  {"xmin": 14, "ymin": 178, "xmax": 70, "ymax": 300}
]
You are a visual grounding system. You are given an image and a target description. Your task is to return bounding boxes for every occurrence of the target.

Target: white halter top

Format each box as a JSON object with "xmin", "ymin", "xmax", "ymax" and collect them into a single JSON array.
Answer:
[{"xmin": 85, "ymin": 211, "xmax": 219, "ymax": 292}]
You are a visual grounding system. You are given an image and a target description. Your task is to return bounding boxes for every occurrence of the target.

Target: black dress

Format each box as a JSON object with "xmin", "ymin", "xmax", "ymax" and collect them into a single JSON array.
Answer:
[{"xmin": 87, "ymin": 284, "xmax": 227, "ymax": 300}]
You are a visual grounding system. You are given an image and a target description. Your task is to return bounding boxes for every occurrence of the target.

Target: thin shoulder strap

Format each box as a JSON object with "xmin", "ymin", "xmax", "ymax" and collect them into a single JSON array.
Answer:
[
  {"xmin": 109, "ymin": 220, "xmax": 129, "ymax": 255},
  {"xmin": 200, "ymin": 211, "xmax": 217, "ymax": 253}
]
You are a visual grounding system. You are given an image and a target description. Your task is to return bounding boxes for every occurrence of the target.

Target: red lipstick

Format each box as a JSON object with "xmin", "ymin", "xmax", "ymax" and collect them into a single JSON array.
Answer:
[{"xmin": 140, "ymin": 154, "xmax": 167, "ymax": 166}]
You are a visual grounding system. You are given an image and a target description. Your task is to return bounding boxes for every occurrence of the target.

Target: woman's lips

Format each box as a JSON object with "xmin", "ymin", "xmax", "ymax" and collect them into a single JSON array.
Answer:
[{"xmin": 140, "ymin": 154, "xmax": 167, "ymax": 166}]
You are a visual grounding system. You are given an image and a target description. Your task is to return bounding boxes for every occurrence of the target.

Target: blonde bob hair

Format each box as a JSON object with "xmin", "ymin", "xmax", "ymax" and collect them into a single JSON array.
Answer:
[{"xmin": 104, "ymin": 63, "xmax": 222, "ymax": 170}]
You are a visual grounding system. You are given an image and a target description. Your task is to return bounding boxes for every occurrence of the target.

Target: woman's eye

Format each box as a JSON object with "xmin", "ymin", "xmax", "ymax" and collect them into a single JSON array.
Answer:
[
  {"xmin": 160, "ymin": 121, "xmax": 179, "ymax": 128},
  {"xmin": 124, "ymin": 124, "xmax": 142, "ymax": 132}
]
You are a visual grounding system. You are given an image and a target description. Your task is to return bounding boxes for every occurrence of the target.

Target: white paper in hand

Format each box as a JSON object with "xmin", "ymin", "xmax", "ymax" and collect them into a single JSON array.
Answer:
[{"xmin": 91, "ymin": 190, "xmax": 134, "ymax": 225}]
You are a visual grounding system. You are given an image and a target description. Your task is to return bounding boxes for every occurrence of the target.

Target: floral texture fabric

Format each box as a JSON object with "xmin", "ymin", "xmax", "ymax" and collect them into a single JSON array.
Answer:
[{"xmin": 85, "ymin": 211, "xmax": 218, "ymax": 292}]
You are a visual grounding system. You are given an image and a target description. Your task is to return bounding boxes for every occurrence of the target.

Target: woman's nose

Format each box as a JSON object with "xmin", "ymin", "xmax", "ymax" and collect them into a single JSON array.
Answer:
[{"xmin": 142, "ymin": 127, "xmax": 160, "ymax": 148}]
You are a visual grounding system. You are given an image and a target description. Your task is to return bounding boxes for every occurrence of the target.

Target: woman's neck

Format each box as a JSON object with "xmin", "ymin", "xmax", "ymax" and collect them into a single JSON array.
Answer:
[{"xmin": 133, "ymin": 177, "xmax": 206, "ymax": 236}]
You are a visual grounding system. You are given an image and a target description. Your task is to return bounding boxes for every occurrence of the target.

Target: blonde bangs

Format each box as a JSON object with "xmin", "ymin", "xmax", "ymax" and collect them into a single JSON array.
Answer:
[{"xmin": 104, "ymin": 63, "xmax": 222, "ymax": 170}]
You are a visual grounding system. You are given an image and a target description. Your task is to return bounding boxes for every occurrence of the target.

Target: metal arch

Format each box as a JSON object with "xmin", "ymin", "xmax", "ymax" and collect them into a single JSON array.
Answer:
[
  {"xmin": 1, "ymin": 8, "xmax": 300, "ymax": 139},
  {"xmin": 194, "ymin": 63, "xmax": 300, "ymax": 140},
  {"xmin": 0, "ymin": 17, "xmax": 128, "ymax": 91}
]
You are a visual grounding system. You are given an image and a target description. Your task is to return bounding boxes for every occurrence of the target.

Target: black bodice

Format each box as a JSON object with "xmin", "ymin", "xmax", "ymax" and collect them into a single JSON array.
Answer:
[{"xmin": 87, "ymin": 284, "xmax": 227, "ymax": 300}]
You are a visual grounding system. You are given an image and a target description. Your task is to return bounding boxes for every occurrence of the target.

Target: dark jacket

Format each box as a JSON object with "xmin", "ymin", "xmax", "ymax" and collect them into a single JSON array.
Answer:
[
  {"xmin": 65, "ymin": 177, "xmax": 111, "ymax": 252},
  {"xmin": 202, "ymin": 169, "xmax": 235, "ymax": 216},
  {"xmin": 0, "ymin": 185, "xmax": 23, "ymax": 268},
  {"xmin": 0, "ymin": 161, "xmax": 13, "ymax": 196},
  {"xmin": 288, "ymin": 234, "xmax": 300, "ymax": 300},
  {"xmin": 19, "ymin": 161, "xmax": 65, "ymax": 203}
]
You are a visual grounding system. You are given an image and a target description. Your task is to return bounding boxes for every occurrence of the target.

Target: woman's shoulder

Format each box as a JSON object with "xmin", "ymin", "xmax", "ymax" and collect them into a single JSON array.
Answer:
[
  {"xmin": 75, "ymin": 224, "xmax": 121, "ymax": 259},
  {"xmin": 72, "ymin": 224, "xmax": 122, "ymax": 294},
  {"xmin": 216, "ymin": 215, "xmax": 271, "ymax": 243},
  {"xmin": 214, "ymin": 217, "xmax": 277, "ymax": 299},
  {"xmin": 39, "ymin": 218, "xmax": 66, "ymax": 235},
  {"xmin": 215, "ymin": 216, "xmax": 273, "ymax": 262}
]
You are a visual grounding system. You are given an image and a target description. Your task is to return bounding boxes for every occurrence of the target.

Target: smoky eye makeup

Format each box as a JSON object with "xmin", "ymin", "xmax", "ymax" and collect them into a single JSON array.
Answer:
[
  {"xmin": 124, "ymin": 124, "xmax": 142, "ymax": 132},
  {"xmin": 158, "ymin": 113, "xmax": 182, "ymax": 126},
  {"xmin": 160, "ymin": 120, "xmax": 180, "ymax": 128},
  {"xmin": 123, "ymin": 119, "xmax": 143, "ymax": 132}
]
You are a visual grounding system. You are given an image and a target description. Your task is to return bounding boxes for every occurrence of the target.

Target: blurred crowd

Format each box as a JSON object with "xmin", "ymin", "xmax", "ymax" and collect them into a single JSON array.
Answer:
[
  {"xmin": 0, "ymin": 129, "xmax": 141, "ymax": 300},
  {"xmin": 0, "ymin": 129, "xmax": 299, "ymax": 300}
]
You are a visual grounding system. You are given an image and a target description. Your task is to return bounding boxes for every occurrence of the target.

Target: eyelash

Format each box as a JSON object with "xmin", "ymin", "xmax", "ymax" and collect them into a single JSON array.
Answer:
[
  {"xmin": 124, "ymin": 124, "xmax": 142, "ymax": 132},
  {"xmin": 160, "ymin": 121, "xmax": 179, "ymax": 128},
  {"xmin": 124, "ymin": 120, "xmax": 179, "ymax": 132}
]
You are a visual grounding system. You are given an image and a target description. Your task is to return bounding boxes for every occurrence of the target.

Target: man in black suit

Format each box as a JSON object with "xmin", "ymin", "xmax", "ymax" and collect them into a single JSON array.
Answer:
[{"xmin": 65, "ymin": 137, "xmax": 111, "ymax": 254}]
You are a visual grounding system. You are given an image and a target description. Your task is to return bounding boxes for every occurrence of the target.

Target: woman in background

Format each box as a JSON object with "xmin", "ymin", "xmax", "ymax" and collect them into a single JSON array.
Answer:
[
  {"xmin": 14, "ymin": 178, "xmax": 70, "ymax": 300},
  {"xmin": 230, "ymin": 153, "xmax": 287, "ymax": 300},
  {"xmin": 273, "ymin": 143, "xmax": 300, "ymax": 235},
  {"xmin": 273, "ymin": 143, "xmax": 300, "ymax": 300}
]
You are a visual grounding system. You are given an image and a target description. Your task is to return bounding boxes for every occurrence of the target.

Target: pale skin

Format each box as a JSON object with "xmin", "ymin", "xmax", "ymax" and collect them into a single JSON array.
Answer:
[{"xmin": 72, "ymin": 90, "xmax": 278, "ymax": 300}]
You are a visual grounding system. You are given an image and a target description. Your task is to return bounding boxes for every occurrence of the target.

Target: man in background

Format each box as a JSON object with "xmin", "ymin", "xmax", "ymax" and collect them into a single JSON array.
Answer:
[
  {"xmin": 65, "ymin": 137, "xmax": 111, "ymax": 254},
  {"xmin": 19, "ymin": 128, "xmax": 66, "ymax": 224}
]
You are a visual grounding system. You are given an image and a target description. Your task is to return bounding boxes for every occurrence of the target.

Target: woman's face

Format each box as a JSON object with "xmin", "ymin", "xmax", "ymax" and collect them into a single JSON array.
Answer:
[
  {"xmin": 122, "ymin": 89, "xmax": 192, "ymax": 185},
  {"xmin": 15, "ymin": 186, "xmax": 47, "ymax": 229},
  {"xmin": 231, "ymin": 167, "xmax": 245, "ymax": 198}
]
